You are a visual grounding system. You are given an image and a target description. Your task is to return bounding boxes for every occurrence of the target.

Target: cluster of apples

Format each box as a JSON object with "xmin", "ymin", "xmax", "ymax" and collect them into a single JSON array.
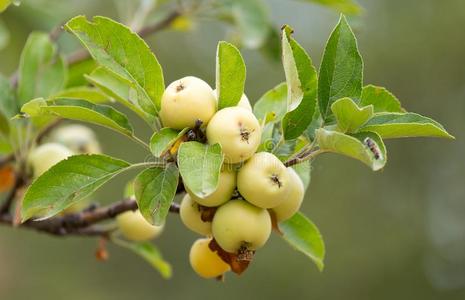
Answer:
[{"xmin": 160, "ymin": 76, "xmax": 305, "ymax": 279}]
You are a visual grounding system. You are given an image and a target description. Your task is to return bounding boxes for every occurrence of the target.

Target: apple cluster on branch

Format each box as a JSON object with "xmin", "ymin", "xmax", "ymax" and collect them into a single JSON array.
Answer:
[{"xmin": 0, "ymin": 8, "xmax": 453, "ymax": 281}]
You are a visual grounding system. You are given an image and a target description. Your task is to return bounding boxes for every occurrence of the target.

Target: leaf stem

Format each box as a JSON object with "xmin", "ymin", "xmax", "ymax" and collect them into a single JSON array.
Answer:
[
  {"xmin": 130, "ymin": 135, "xmax": 152, "ymax": 152},
  {"xmin": 284, "ymin": 148, "xmax": 325, "ymax": 167}
]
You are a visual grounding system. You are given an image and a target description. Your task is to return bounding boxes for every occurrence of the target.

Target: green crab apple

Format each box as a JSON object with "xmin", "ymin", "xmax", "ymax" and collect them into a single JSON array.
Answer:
[
  {"xmin": 49, "ymin": 124, "xmax": 101, "ymax": 154},
  {"xmin": 186, "ymin": 165, "xmax": 236, "ymax": 207},
  {"xmin": 28, "ymin": 143, "xmax": 74, "ymax": 178},
  {"xmin": 212, "ymin": 89, "xmax": 252, "ymax": 111},
  {"xmin": 116, "ymin": 209, "xmax": 164, "ymax": 241},
  {"xmin": 189, "ymin": 237, "xmax": 230, "ymax": 278},
  {"xmin": 212, "ymin": 199, "xmax": 271, "ymax": 253},
  {"xmin": 237, "ymin": 152, "xmax": 290, "ymax": 208},
  {"xmin": 206, "ymin": 107, "xmax": 261, "ymax": 164},
  {"xmin": 160, "ymin": 76, "xmax": 217, "ymax": 129},
  {"xmin": 271, "ymin": 168, "xmax": 305, "ymax": 222},
  {"xmin": 180, "ymin": 194, "xmax": 212, "ymax": 236}
]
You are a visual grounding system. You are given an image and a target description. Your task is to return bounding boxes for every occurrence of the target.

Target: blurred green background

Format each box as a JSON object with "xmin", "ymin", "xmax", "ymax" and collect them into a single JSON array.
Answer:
[{"xmin": 1, "ymin": 0, "xmax": 465, "ymax": 299}]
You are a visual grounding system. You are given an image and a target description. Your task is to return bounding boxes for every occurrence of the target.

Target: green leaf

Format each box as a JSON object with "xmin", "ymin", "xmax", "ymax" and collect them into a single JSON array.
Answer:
[
  {"xmin": 177, "ymin": 142, "xmax": 223, "ymax": 198},
  {"xmin": 318, "ymin": 15, "xmax": 363, "ymax": 122},
  {"xmin": 227, "ymin": 0, "xmax": 270, "ymax": 49},
  {"xmin": 360, "ymin": 112, "xmax": 454, "ymax": 139},
  {"xmin": 113, "ymin": 239, "xmax": 172, "ymax": 279},
  {"xmin": 302, "ymin": 0, "xmax": 362, "ymax": 15},
  {"xmin": 17, "ymin": 32, "xmax": 67, "ymax": 106},
  {"xmin": 316, "ymin": 128, "xmax": 386, "ymax": 171},
  {"xmin": 22, "ymin": 154, "xmax": 132, "ymax": 221},
  {"xmin": 150, "ymin": 127, "xmax": 188, "ymax": 157},
  {"xmin": 134, "ymin": 165, "xmax": 179, "ymax": 226},
  {"xmin": 85, "ymin": 67, "xmax": 154, "ymax": 123},
  {"xmin": 253, "ymin": 82, "xmax": 287, "ymax": 123},
  {"xmin": 19, "ymin": 98, "xmax": 55, "ymax": 128},
  {"xmin": 331, "ymin": 97, "xmax": 373, "ymax": 133},
  {"xmin": 0, "ymin": 74, "xmax": 17, "ymax": 118},
  {"xmin": 360, "ymin": 85, "xmax": 404, "ymax": 113},
  {"xmin": 216, "ymin": 41, "xmax": 246, "ymax": 109},
  {"xmin": 281, "ymin": 25, "xmax": 318, "ymax": 140},
  {"xmin": 53, "ymin": 86, "xmax": 109, "ymax": 104},
  {"xmin": 65, "ymin": 15, "xmax": 163, "ymax": 116},
  {"xmin": 279, "ymin": 212, "xmax": 325, "ymax": 271},
  {"xmin": 21, "ymin": 98, "xmax": 134, "ymax": 137}
]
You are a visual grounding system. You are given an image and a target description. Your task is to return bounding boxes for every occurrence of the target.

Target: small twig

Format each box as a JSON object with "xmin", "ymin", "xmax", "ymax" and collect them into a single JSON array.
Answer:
[
  {"xmin": 49, "ymin": 22, "xmax": 65, "ymax": 42},
  {"xmin": 137, "ymin": 10, "xmax": 181, "ymax": 38}
]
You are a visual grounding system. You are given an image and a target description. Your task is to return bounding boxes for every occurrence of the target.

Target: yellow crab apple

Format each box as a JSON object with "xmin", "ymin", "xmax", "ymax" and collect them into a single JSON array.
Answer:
[
  {"xmin": 160, "ymin": 76, "xmax": 217, "ymax": 129},
  {"xmin": 206, "ymin": 107, "xmax": 261, "ymax": 164},
  {"xmin": 28, "ymin": 143, "xmax": 74, "ymax": 178},
  {"xmin": 189, "ymin": 237, "xmax": 230, "ymax": 278},
  {"xmin": 212, "ymin": 89, "xmax": 252, "ymax": 111},
  {"xmin": 212, "ymin": 199, "xmax": 271, "ymax": 253},
  {"xmin": 237, "ymin": 152, "xmax": 290, "ymax": 208},
  {"xmin": 180, "ymin": 194, "xmax": 212, "ymax": 236},
  {"xmin": 116, "ymin": 209, "xmax": 164, "ymax": 241},
  {"xmin": 186, "ymin": 165, "xmax": 236, "ymax": 207},
  {"xmin": 49, "ymin": 124, "xmax": 101, "ymax": 154},
  {"xmin": 271, "ymin": 167, "xmax": 305, "ymax": 221}
]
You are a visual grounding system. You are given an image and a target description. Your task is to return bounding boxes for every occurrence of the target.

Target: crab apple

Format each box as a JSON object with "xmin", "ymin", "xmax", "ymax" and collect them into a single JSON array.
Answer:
[
  {"xmin": 49, "ymin": 124, "xmax": 101, "ymax": 154},
  {"xmin": 213, "ymin": 89, "xmax": 252, "ymax": 111},
  {"xmin": 271, "ymin": 168, "xmax": 305, "ymax": 222},
  {"xmin": 189, "ymin": 237, "xmax": 230, "ymax": 278},
  {"xmin": 212, "ymin": 199, "xmax": 271, "ymax": 253},
  {"xmin": 116, "ymin": 210, "xmax": 164, "ymax": 241},
  {"xmin": 160, "ymin": 76, "xmax": 217, "ymax": 129},
  {"xmin": 206, "ymin": 107, "xmax": 261, "ymax": 164},
  {"xmin": 237, "ymin": 152, "xmax": 290, "ymax": 209},
  {"xmin": 28, "ymin": 143, "xmax": 74, "ymax": 178},
  {"xmin": 180, "ymin": 194, "xmax": 212, "ymax": 236},
  {"xmin": 186, "ymin": 165, "xmax": 236, "ymax": 207}
]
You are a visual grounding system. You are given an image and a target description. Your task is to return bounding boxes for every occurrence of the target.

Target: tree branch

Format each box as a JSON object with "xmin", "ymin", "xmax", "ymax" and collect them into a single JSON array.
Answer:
[{"xmin": 0, "ymin": 198, "xmax": 180, "ymax": 237}]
